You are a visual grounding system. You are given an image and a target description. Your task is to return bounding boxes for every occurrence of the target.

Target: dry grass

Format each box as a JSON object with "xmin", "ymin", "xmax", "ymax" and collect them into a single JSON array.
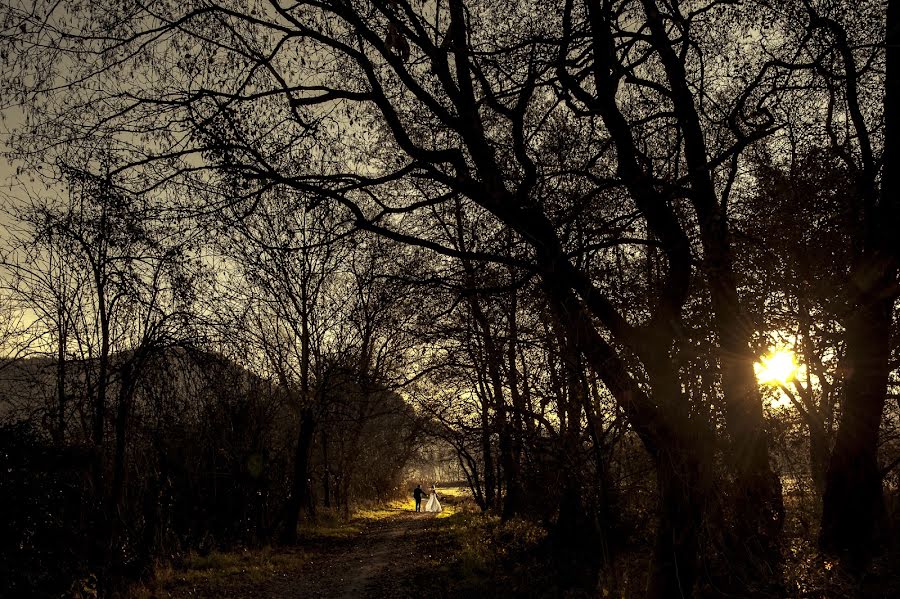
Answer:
[
  {"xmin": 125, "ymin": 546, "xmax": 311, "ymax": 599},
  {"xmin": 296, "ymin": 507, "xmax": 364, "ymax": 540}
]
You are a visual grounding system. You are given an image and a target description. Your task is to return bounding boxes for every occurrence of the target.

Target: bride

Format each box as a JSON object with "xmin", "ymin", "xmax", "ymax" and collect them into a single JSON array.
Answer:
[{"xmin": 424, "ymin": 484, "xmax": 442, "ymax": 513}]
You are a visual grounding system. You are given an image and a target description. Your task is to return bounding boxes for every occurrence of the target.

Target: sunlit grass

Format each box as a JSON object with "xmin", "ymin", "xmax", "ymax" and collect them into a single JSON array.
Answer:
[
  {"xmin": 433, "ymin": 485, "xmax": 470, "ymax": 498},
  {"xmin": 353, "ymin": 497, "xmax": 410, "ymax": 521}
]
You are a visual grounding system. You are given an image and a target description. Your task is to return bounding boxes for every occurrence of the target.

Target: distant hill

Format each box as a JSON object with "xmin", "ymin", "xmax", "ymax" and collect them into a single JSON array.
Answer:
[{"xmin": 0, "ymin": 348, "xmax": 286, "ymax": 439}]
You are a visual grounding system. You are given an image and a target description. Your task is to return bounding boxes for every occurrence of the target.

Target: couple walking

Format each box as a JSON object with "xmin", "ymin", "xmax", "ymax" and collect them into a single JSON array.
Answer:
[{"xmin": 413, "ymin": 484, "xmax": 442, "ymax": 513}]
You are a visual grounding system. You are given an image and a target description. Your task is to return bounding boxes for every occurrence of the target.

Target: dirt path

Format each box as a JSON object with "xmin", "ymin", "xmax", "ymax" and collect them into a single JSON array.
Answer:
[
  {"xmin": 273, "ymin": 508, "xmax": 437, "ymax": 599},
  {"xmin": 153, "ymin": 506, "xmax": 446, "ymax": 599}
]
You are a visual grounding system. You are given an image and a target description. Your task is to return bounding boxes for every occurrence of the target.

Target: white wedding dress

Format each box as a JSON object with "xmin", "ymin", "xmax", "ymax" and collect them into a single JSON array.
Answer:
[{"xmin": 424, "ymin": 488, "xmax": 442, "ymax": 513}]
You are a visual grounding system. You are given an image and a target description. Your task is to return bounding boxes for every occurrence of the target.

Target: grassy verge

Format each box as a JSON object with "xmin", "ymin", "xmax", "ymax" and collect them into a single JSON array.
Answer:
[
  {"xmin": 126, "ymin": 546, "xmax": 311, "ymax": 599},
  {"xmin": 405, "ymin": 510, "xmax": 574, "ymax": 598}
]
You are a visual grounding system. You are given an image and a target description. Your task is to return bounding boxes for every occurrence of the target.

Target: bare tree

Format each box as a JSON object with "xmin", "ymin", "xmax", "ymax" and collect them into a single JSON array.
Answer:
[
  {"xmin": 210, "ymin": 187, "xmax": 350, "ymax": 539},
  {"xmin": 3, "ymin": 0, "xmax": 897, "ymax": 594}
]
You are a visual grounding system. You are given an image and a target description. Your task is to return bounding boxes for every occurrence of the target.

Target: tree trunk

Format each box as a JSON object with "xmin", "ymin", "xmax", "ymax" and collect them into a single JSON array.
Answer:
[
  {"xmin": 820, "ymin": 298, "xmax": 891, "ymax": 557},
  {"xmin": 282, "ymin": 277, "xmax": 317, "ymax": 542},
  {"xmin": 820, "ymin": 0, "xmax": 899, "ymax": 560},
  {"xmin": 341, "ymin": 472, "xmax": 351, "ymax": 521},
  {"xmin": 497, "ymin": 411, "xmax": 522, "ymax": 520},
  {"xmin": 584, "ymin": 374, "xmax": 616, "ymax": 566},
  {"xmin": 710, "ymin": 287, "xmax": 785, "ymax": 555},
  {"xmin": 649, "ymin": 448, "xmax": 703, "ymax": 599},
  {"xmin": 93, "ymin": 273, "xmax": 110, "ymax": 492},
  {"xmin": 480, "ymin": 395, "xmax": 496, "ymax": 509},
  {"xmin": 111, "ymin": 361, "xmax": 136, "ymax": 510},
  {"xmin": 640, "ymin": 0, "xmax": 784, "ymax": 562},
  {"xmin": 506, "ymin": 259, "xmax": 526, "ymax": 494},
  {"xmin": 281, "ymin": 407, "xmax": 316, "ymax": 543},
  {"xmin": 552, "ymin": 316, "xmax": 591, "ymax": 544},
  {"xmin": 809, "ymin": 424, "xmax": 829, "ymax": 498},
  {"xmin": 322, "ymin": 430, "xmax": 331, "ymax": 509},
  {"xmin": 643, "ymin": 350, "xmax": 706, "ymax": 599},
  {"xmin": 471, "ymin": 294, "xmax": 521, "ymax": 519},
  {"xmin": 55, "ymin": 320, "xmax": 67, "ymax": 444},
  {"xmin": 453, "ymin": 196, "xmax": 515, "ymax": 514},
  {"xmin": 544, "ymin": 280, "xmax": 703, "ymax": 598}
]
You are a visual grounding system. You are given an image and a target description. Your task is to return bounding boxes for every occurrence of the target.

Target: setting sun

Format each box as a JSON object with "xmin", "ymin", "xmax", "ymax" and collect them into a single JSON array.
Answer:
[{"xmin": 755, "ymin": 348, "xmax": 798, "ymax": 385}]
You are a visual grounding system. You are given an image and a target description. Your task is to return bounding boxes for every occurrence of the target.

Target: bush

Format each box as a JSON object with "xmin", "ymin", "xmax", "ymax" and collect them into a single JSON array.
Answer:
[{"xmin": 0, "ymin": 422, "xmax": 95, "ymax": 598}]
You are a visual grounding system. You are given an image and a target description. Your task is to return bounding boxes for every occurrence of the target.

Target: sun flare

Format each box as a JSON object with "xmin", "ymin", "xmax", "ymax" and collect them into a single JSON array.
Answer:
[{"xmin": 755, "ymin": 348, "xmax": 798, "ymax": 385}]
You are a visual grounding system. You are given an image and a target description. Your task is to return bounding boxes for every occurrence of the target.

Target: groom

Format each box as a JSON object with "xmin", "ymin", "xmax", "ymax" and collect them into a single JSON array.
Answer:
[{"xmin": 413, "ymin": 484, "xmax": 424, "ymax": 512}]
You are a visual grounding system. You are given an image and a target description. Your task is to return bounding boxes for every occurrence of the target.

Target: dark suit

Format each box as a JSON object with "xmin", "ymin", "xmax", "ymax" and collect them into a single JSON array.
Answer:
[{"xmin": 413, "ymin": 486, "xmax": 424, "ymax": 511}]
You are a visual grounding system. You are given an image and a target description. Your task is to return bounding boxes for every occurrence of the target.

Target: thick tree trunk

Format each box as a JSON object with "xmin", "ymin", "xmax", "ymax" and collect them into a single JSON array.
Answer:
[
  {"xmin": 554, "ymin": 414, "xmax": 584, "ymax": 543},
  {"xmin": 809, "ymin": 424, "xmax": 829, "ymax": 498},
  {"xmin": 139, "ymin": 467, "xmax": 162, "ymax": 569},
  {"xmin": 821, "ymin": 0, "xmax": 899, "ymax": 560},
  {"xmin": 649, "ymin": 448, "xmax": 703, "ymax": 599},
  {"xmin": 820, "ymin": 298, "xmax": 891, "ymax": 557},
  {"xmin": 643, "ymin": 351, "xmax": 706, "ymax": 599},
  {"xmin": 718, "ymin": 343, "xmax": 784, "ymax": 574},
  {"xmin": 709, "ymin": 285, "xmax": 785, "ymax": 557}
]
